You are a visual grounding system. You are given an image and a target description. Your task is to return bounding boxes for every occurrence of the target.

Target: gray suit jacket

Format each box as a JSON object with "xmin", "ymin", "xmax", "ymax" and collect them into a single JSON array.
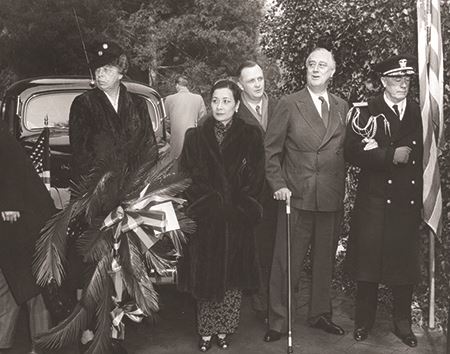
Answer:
[
  {"xmin": 264, "ymin": 88, "xmax": 349, "ymax": 211},
  {"xmin": 165, "ymin": 88, "xmax": 206, "ymax": 159}
]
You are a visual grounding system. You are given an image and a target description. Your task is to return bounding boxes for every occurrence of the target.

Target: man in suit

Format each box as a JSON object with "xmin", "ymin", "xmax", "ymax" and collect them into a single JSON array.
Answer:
[
  {"xmin": 237, "ymin": 61, "xmax": 278, "ymax": 320},
  {"xmin": 344, "ymin": 55, "xmax": 422, "ymax": 348},
  {"xmin": 0, "ymin": 121, "xmax": 54, "ymax": 354},
  {"xmin": 165, "ymin": 75, "xmax": 206, "ymax": 164},
  {"xmin": 264, "ymin": 48, "xmax": 348, "ymax": 342}
]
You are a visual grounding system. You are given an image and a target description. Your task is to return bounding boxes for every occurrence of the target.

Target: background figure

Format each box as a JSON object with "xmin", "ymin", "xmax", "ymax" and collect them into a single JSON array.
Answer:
[
  {"xmin": 177, "ymin": 79, "xmax": 265, "ymax": 352},
  {"xmin": 344, "ymin": 54, "xmax": 422, "ymax": 348},
  {"xmin": 165, "ymin": 75, "xmax": 206, "ymax": 166},
  {"xmin": 0, "ymin": 120, "xmax": 54, "ymax": 354},
  {"xmin": 264, "ymin": 48, "xmax": 348, "ymax": 342},
  {"xmin": 68, "ymin": 40, "xmax": 157, "ymax": 353},
  {"xmin": 237, "ymin": 60, "xmax": 278, "ymax": 320}
]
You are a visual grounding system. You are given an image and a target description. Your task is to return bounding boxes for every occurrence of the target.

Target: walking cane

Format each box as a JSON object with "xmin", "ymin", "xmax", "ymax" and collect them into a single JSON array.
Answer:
[{"xmin": 286, "ymin": 196, "xmax": 294, "ymax": 354}]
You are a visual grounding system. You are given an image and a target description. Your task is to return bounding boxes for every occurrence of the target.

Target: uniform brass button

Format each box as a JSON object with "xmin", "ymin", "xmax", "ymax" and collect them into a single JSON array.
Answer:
[
  {"xmin": 410, "ymin": 200, "xmax": 415, "ymax": 205},
  {"xmin": 411, "ymin": 180, "xmax": 415, "ymax": 184},
  {"xmin": 387, "ymin": 199, "xmax": 391, "ymax": 204},
  {"xmin": 388, "ymin": 179, "xmax": 392, "ymax": 184},
  {"xmin": 412, "ymin": 160, "xmax": 416, "ymax": 165},
  {"xmin": 412, "ymin": 140, "xmax": 416, "ymax": 145}
]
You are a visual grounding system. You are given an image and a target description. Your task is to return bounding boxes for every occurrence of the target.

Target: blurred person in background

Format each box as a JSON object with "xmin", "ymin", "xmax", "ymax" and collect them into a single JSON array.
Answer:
[{"xmin": 165, "ymin": 75, "xmax": 206, "ymax": 170}]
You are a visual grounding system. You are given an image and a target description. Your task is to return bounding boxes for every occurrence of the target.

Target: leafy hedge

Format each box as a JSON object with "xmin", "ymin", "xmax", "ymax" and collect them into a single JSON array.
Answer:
[{"xmin": 262, "ymin": 0, "xmax": 450, "ymax": 330}]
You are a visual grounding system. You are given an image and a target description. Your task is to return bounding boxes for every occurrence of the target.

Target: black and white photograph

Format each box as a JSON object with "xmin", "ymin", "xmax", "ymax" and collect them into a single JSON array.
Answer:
[{"xmin": 0, "ymin": 0, "xmax": 449, "ymax": 353}]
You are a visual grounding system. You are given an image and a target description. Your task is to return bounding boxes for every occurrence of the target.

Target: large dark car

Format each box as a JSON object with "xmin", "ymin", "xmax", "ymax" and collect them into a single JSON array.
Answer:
[{"xmin": 0, "ymin": 76, "xmax": 168, "ymax": 209}]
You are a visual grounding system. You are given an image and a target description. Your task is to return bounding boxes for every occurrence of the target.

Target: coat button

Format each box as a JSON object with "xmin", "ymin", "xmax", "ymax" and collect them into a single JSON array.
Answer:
[
  {"xmin": 388, "ymin": 179, "xmax": 392, "ymax": 184},
  {"xmin": 411, "ymin": 180, "xmax": 415, "ymax": 184},
  {"xmin": 410, "ymin": 200, "xmax": 415, "ymax": 205},
  {"xmin": 412, "ymin": 140, "xmax": 417, "ymax": 145},
  {"xmin": 412, "ymin": 160, "xmax": 416, "ymax": 165},
  {"xmin": 387, "ymin": 199, "xmax": 391, "ymax": 204}
]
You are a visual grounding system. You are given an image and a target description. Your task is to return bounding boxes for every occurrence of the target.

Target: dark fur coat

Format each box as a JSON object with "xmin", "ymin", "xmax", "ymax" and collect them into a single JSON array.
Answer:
[
  {"xmin": 69, "ymin": 83, "xmax": 157, "ymax": 185},
  {"xmin": 177, "ymin": 115, "xmax": 265, "ymax": 301}
]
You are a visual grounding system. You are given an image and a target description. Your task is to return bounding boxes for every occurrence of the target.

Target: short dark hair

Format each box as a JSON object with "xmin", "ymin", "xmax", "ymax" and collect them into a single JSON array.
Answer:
[
  {"xmin": 210, "ymin": 79, "xmax": 241, "ymax": 103},
  {"xmin": 237, "ymin": 60, "xmax": 260, "ymax": 77},
  {"xmin": 175, "ymin": 75, "xmax": 189, "ymax": 87}
]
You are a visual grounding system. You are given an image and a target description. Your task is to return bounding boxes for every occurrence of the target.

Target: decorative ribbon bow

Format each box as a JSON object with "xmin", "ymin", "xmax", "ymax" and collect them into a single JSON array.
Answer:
[
  {"xmin": 101, "ymin": 205, "xmax": 166, "ymax": 249},
  {"xmin": 111, "ymin": 302, "xmax": 144, "ymax": 340}
]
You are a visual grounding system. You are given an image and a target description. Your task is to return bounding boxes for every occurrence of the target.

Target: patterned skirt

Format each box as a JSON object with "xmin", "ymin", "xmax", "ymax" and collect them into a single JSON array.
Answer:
[{"xmin": 197, "ymin": 289, "xmax": 242, "ymax": 336}]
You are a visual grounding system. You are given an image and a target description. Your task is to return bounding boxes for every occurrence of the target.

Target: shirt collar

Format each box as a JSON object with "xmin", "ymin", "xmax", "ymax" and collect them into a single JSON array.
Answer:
[
  {"xmin": 307, "ymin": 87, "xmax": 329, "ymax": 104},
  {"xmin": 383, "ymin": 93, "xmax": 406, "ymax": 117}
]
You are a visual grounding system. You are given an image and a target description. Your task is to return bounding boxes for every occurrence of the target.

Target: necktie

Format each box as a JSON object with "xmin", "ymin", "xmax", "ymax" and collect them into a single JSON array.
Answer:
[
  {"xmin": 255, "ymin": 105, "xmax": 262, "ymax": 117},
  {"xmin": 392, "ymin": 104, "xmax": 400, "ymax": 119},
  {"xmin": 318, "ymin": 96, "xmax": 329, "ymax": 127}
]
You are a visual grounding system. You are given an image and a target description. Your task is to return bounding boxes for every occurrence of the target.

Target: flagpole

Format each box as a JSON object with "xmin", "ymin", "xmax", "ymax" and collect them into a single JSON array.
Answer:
[
  {"xmin": 428, "ymin": 229, "xmax": 435, "ymax": 329},
  {"xmin": 425, "ymin": 0, "xmax": 435, "ymax": 330},
  {"xmin": 417, "ymin": 0, "xmax": 444, "ymax": 329}
]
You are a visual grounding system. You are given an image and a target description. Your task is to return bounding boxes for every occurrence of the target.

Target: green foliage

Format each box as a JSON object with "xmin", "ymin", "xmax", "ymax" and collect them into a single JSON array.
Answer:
[
  {"xmin": 0, "ymin": 0, "xmax": 265, "ymax": 98},
  {"xmin": 263, "ymin": 0, "xmax": 450, "ymax": 330},
  {"xmin": 0, "ymin": 0, "xmax": 124, "ymax": 78},
  {"xmin": 113, "ymin": 0, "xmax": 265, "ymax": 96}
]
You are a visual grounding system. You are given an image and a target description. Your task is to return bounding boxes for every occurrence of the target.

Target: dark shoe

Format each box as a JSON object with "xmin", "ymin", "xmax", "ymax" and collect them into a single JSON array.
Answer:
[
  {"xmin": 198, "ymin": 338, "xmax": 212, "ymax": 352},
  {"xmin": 311, "ymin": 316, "xmax": 345, "ymax": 335},
  {"xmin": 353, "ymin": 327, "xmax": 369, "ymax": 341},
  {"xmin": 393, "ymin": 328, "xmax": 417, "ymax": 347},
  {"xmin": 264, "ymin": 329, "xmax": 282, "ymax": 342},
  {"xmin": 216, "ymin": 335, "xmax": 229, "ymax": 349}
]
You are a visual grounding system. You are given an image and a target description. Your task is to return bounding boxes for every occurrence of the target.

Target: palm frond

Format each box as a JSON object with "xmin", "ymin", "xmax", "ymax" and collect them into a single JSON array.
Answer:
[
  {"xmin": 77, "ymin": 225, "xmax": 111, "ymax": 263},
  {"xmin": 85, "ymin": 285, "xmax": 113, "ymax": 354},
  {"xmin": 130, "ymin": 178, "xmax": 191, "ymax": 210},
  {"xmin": 33, "ymin": 204, "xmax": 75, "ymax": 286},
  {"xmin": 145, "ymin": 176, "xmax": 191, "ymax": 199},
  {"xmin": 81, "ymin": 253, "xmax": 113, "ymax": 312},
  {"xmin": 145, "ymin": 249, "xmax": 177, "ymax": 275},
  {"xmin": 165, "ymin": 229, "xmax": 189, "ymax": 258},
  {"xmin": 83, "ymin": 170, "xmax": 115, "ymax": 224},
  {"xmin": 34, "ymin": 304, "xmax": 90, "ymax": 350},
  {"xmin": 121, "ymin": 235, "xmax": 159, "ymax": 315},
  {"xmin": 123, "ymin": 147, "xmax": 162, "ymax": 198},
  {"xmin": 176, "ymin": 213, "xmax": 196, "ymax": 234},
  {"xmin": 142, "ymin": 150, "xmax": 174, "ymax": 185}
]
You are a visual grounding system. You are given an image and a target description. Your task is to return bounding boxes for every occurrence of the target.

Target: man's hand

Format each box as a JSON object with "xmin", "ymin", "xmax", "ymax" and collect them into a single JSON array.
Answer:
[
  {"xmin": 393, "ymin": 146, "xmax": 412, "ymax": 165},
  {"xmin": 273, "ymin": 187, "xmax": 292, "ymax": 201},
  {"xmin": 1, "ymin": 211, "xmax": 21, "ymax": 223}
]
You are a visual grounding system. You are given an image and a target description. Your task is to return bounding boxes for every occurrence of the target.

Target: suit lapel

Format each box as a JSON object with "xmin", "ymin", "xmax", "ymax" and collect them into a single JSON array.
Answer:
[
  {"xmin": 238, "ymin": 104, "xmax": 264, "ymax": 134},
  {"xmin": 294, "ymin": 89, "xmax": 326, "ymax": 139},
  {"xmin": 372, "ymin": 95, "xmax": 401, "ymax": 140},
  {"xmin": 319, "ymin": 94, "xmax": 344, "ymax": 148}
]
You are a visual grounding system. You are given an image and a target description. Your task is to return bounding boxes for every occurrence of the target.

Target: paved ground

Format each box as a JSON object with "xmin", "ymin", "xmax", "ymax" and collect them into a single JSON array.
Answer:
[{"xmin": 5, "ymin": 286, "xmax": 447, "ymax": 354}]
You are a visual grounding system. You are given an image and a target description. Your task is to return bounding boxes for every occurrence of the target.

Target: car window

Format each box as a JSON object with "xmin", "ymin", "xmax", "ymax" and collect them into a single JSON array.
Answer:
[
  {"xmin": 142, "ymin": 96, "xmax": 159, "ymax": 132},
  {"xmin": 23, "ymin": 91, "xmax": 76, "ymax": 130},
  {"xmin": 22, "ymin": 91, "xmax": 160, "ymax": 132}
]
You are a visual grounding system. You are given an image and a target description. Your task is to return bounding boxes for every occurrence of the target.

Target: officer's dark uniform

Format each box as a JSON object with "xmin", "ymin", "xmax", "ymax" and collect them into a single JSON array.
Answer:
[{"xmin": 344, "ymin": 55, "xmax": 422, "ymax": 348}]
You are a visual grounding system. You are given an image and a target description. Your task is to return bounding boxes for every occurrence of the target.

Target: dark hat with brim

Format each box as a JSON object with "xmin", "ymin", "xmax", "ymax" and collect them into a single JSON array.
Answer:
[
  {"xmin": 89, "ymin": 41, "xmax": 124, "ymax": 72},
  {"xmin": 374, "ymin": 54, "xmax": 417, "ymax": 77}
]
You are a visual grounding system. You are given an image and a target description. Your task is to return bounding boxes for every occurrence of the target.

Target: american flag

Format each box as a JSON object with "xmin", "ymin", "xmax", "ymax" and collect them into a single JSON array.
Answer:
[
  {"xmin": 417, "ymin": 0, "xmax": 443, "ymax": 238},
  {"xmin": 417, "ymin": 0, "xmax": 443, "ymax": 329},
  {"xmin": 30, "ymin": 127, "xmax": 51, "ymax": 190}
]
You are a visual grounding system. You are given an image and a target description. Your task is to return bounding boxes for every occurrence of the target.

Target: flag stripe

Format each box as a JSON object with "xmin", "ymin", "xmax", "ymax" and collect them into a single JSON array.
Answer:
[{"xmin": 417, "ymin": 0, "xmax": 443, "ymax": 238}]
